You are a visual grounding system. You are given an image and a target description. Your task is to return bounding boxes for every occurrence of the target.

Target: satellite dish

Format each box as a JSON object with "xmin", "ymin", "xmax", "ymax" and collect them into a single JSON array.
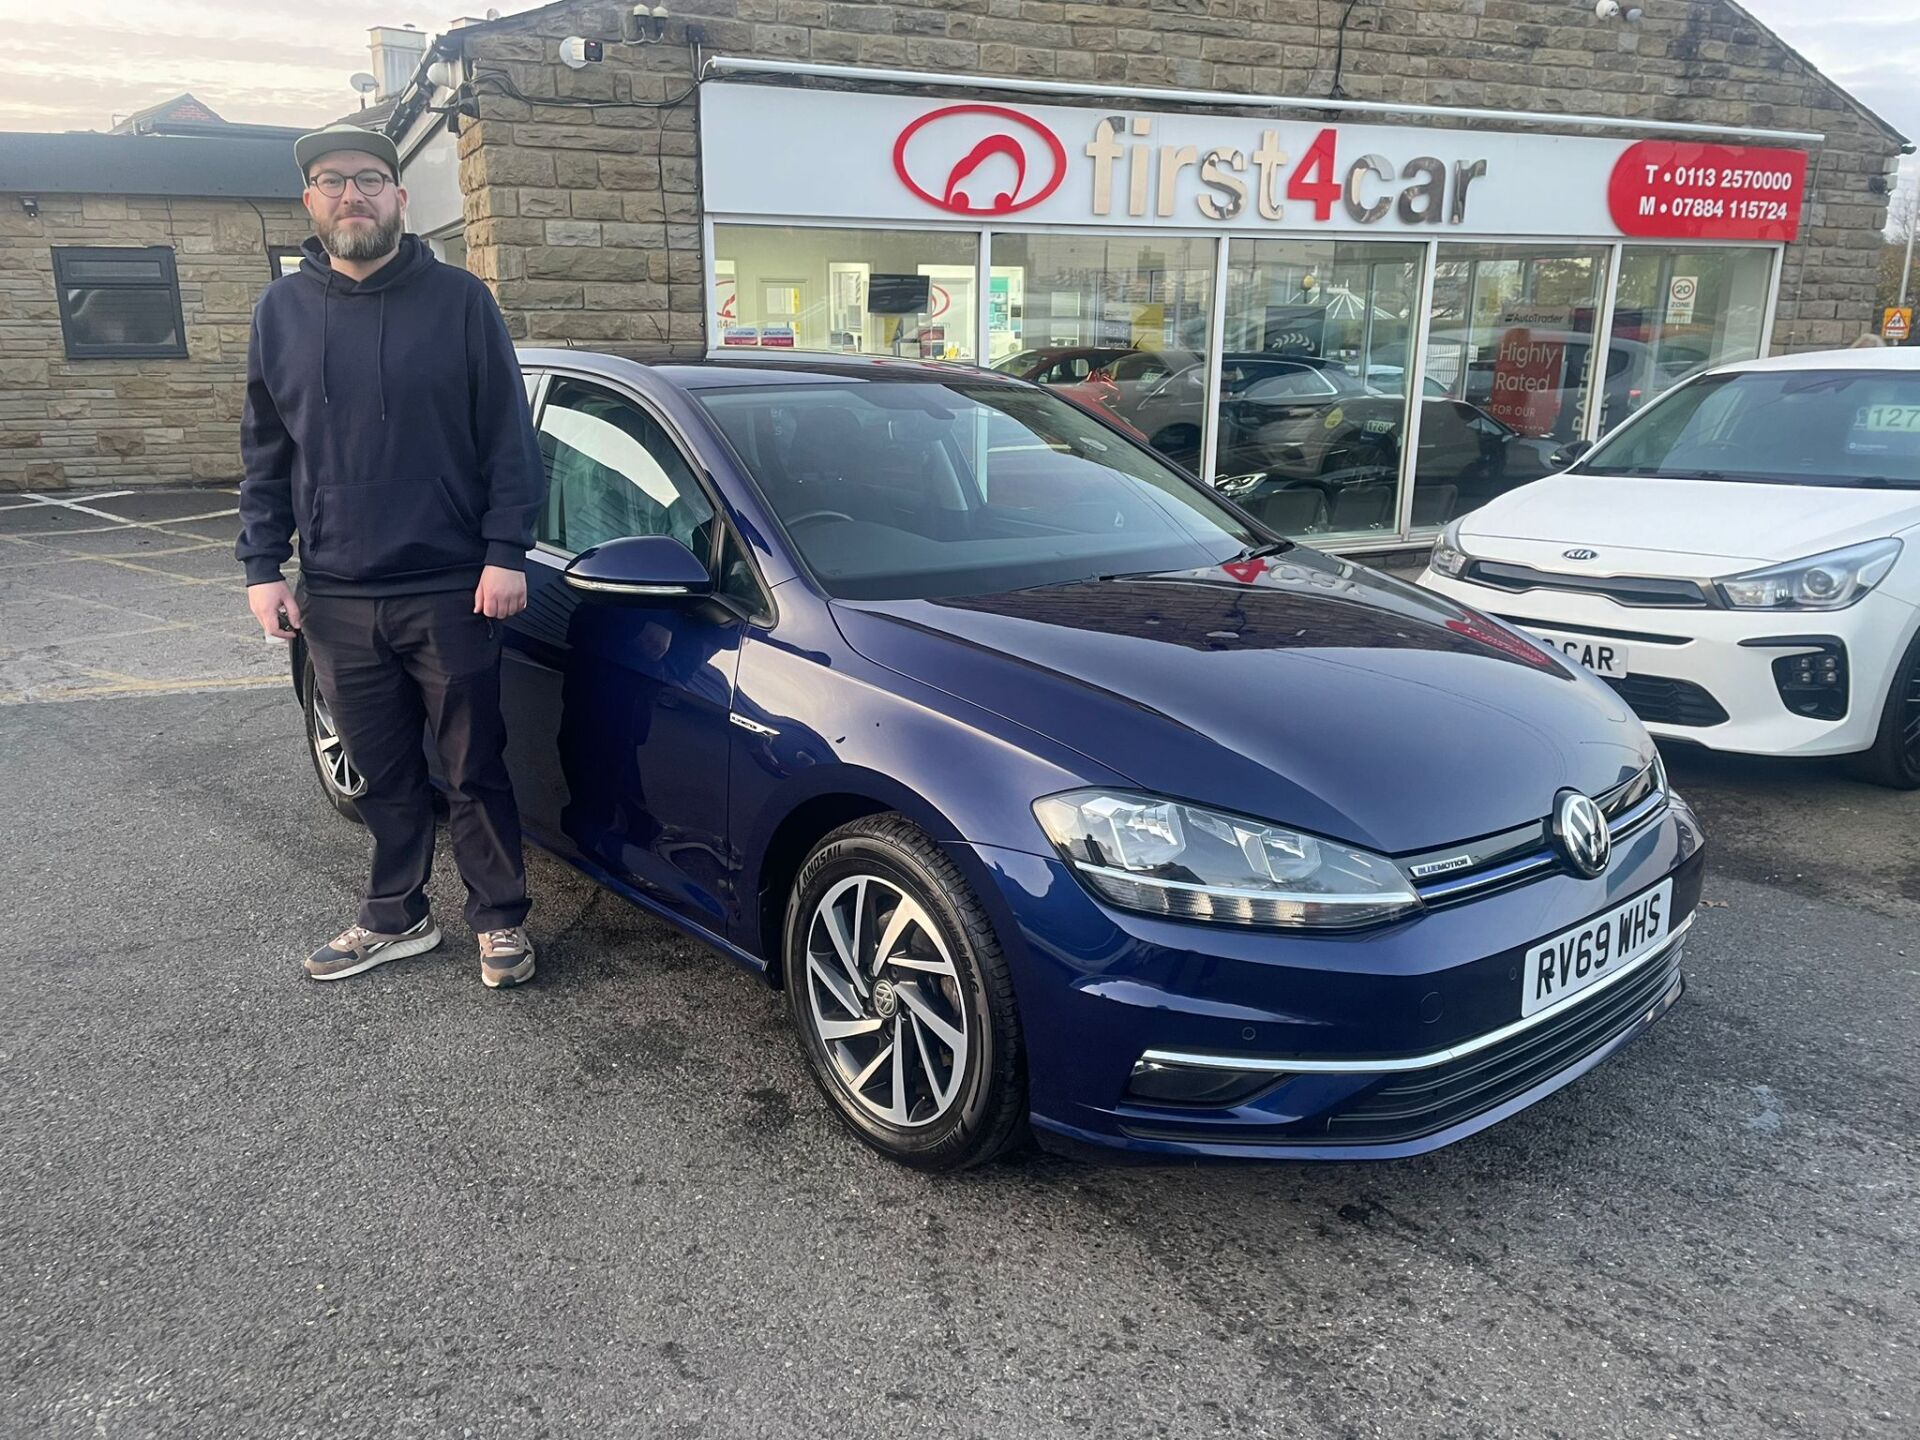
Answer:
[
  {"xmin": 487, "ymin": 7, "xmax": 501, "ymax": 17},
  {"xmin": 350, "ymin": 72, "xmax": 378, "ymax": 95}
]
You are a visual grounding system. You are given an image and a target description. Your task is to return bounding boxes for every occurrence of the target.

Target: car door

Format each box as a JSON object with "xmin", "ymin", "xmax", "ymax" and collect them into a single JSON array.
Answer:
[{"xmin": 499, "ymin": 371, "xmax": 753, "ymax": 935}]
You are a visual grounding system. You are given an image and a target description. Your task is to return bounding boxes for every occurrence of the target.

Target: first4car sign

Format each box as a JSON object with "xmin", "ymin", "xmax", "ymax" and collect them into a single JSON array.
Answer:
[{"xmin": 702, "ymin": 84, "xmax": 1806, "ymax": 243}]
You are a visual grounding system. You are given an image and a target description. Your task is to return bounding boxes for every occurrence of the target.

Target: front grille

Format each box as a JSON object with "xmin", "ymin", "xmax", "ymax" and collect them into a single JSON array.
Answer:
[
  {"xmin": 1322, "ymin": 938, "xmax": 1685, "ymax": 1143},
  {"xmin": 1490, "ymin": 613, "xmax": 1692, "ymax": 646},
  {"xmin": 1604, "ymin": 674, "xmax": 1730, "ymax": 727},
  {"xmin": 1407, "ymin": 760, "xmax": 1668, "ymax": 907},
  {"xmin": 1464, "ymin": 561, "xmax": 1712, "ymax": 609}
]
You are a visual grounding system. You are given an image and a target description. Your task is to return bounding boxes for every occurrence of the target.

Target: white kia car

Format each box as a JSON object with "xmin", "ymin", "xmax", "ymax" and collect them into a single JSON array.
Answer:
[{"xmin": 1420, "ymin": 346, "xmax": 1920, "ymax": 788}]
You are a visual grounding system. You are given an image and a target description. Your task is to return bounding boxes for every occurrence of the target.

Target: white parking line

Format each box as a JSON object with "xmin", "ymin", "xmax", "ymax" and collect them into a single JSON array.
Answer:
[{"xmin": 9, "ymin": 491, "xmax": 138, "ymax": 515}]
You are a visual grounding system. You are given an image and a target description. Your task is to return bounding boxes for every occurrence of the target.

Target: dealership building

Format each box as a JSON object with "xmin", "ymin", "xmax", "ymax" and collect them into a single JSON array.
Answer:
[
  {"xmin": 10, "ymin": 0, "xmax": 1909, "ymax": 544},
  {"xmin": 377, "ymin": 0, "xmax": 1907, "ymax": 550}
]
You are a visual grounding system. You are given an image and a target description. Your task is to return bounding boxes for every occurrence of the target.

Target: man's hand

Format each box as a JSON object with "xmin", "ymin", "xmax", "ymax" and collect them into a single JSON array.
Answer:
[
  {"xmin": 475, "ymin": 564, "xmax": 528, "ymax": 620},
  {"xmin": 247, "ymin": 579, "xmax": 302, "ymax": 640}
]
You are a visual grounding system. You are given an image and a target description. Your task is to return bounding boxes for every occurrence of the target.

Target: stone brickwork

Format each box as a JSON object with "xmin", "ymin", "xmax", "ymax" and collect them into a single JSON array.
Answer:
[
  {"xmin": 0, "ymin": 193, "xmax": 309, "ymax": 491},
  {"xmin": 450, "ymin": 0, "xmax": 1904, "ymax": 355}
]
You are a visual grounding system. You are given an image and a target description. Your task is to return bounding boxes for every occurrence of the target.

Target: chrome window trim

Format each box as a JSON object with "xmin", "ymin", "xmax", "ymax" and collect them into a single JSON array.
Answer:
[{"xmin": 1136, "ymin": 916, "xmax": 1693, "ymax": 1077}]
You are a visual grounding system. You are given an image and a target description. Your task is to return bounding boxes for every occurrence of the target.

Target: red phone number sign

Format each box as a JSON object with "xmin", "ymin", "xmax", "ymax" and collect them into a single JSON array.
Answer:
[{"xmin": 1607, "ymin": 140, "xmax": 1807, "ymax": 243}]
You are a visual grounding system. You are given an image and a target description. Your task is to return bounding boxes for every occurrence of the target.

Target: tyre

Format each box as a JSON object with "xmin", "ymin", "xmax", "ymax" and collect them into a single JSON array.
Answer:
[
  {"xmin": 783, "ymin": 815, "xmax": 1026, "ymax": 1171},
  {"xmin": 1846, "ymin": 629, "xmax": 1920, "ymax": 790},
  {"xmin": 302, "ymin": 651, "xmax": 368, "ymax": 822}
]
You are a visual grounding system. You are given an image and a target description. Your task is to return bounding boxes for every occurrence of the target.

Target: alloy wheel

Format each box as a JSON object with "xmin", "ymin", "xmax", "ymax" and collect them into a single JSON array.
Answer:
[
  {"xmin": 311, "ymin": 691, "xmax": 367, "ymax": 800},
  {"xmin": 801, "ymin": 874, "xmax": 971, "ymax": 1128}
]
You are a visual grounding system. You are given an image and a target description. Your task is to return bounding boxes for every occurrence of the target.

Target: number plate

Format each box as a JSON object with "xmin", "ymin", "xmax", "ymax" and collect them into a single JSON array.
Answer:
[
  {"xmin": 1523, "ymin": 879, "xmax": 1674, "ymax": 1018},
  {"xmin": 1528, "ymin": 628, "xmax": 1629, "ymax": 677}
]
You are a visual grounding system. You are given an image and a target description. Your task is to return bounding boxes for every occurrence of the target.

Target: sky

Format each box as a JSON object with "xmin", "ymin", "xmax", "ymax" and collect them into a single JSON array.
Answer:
[{"xmin": 0, "ymin": 1, "xmax": 1910, "ymax": 191}]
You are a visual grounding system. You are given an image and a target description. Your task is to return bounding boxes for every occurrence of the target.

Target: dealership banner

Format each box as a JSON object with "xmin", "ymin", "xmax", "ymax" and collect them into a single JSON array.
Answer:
[{"xmin": 701, "ymin": 83, "xmax": 1804, "ymax": 244}]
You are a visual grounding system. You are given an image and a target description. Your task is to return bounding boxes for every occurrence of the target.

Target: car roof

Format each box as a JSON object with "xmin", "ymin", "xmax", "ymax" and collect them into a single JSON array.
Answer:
[
  {"xmin": 517, "ymin": 348, "xmax": 1029, "ymax": 391},
  {"xmin": 1714, "ymin": 345, "xmax": 1920, "ymax": 374}
]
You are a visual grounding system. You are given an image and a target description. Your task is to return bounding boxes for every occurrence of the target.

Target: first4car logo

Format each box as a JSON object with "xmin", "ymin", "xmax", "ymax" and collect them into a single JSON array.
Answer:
[
  {"xmin": 891, "ymin": 105, "xmax": 1491, "ymax": 226},
  {"xmin": 891, "ymin": 104, "xmax": 1069, "ymax": 216}
]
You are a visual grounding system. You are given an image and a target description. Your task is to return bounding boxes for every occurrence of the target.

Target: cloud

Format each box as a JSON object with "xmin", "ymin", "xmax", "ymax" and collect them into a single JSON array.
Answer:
[{"xmin": 0, "ymin": 1, "xmax": 545, "ymax": 130}]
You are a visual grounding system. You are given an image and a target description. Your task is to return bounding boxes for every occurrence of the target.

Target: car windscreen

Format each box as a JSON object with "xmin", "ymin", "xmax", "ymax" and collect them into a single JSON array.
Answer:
[
  {"xmin": 694, "ymin": 380, "xmax": 1267, "ymax": 601},
  {"xmin": 1578, "ymin": 368, "xmax": 1920, "ymax": 487}
]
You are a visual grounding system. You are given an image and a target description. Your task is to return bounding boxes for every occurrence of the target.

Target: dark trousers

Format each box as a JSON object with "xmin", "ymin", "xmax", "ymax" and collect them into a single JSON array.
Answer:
[{"xmin": 300, "ymin": 588, "xmax": 529, "ymax": 935}]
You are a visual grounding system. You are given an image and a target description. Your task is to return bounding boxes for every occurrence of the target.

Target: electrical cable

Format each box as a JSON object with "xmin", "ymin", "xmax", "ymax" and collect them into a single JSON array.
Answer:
[{"xmin": 1328, "ymin": 0, "xmax": 1371, "ymax": 101}]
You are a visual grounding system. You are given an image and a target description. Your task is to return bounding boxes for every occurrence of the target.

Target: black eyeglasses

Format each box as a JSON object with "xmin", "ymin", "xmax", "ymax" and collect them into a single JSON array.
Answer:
[{"xmin": 307, "ymin": 170, "xmax": 393, "ymax": 198}]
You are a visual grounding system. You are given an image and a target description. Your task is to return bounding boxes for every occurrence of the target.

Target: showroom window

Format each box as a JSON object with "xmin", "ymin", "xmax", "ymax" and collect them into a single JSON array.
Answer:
[
  {"xmin": 987, "ymin": 234, "xmax": 1216, "ymax": 456},
  {"xmin": 51, "ymin": 246, "xmax": 187, "ymax": 360},
  {"xmin": 1409, "ymin": 243, "xmax": 1610, "ymax": 531},
  {"xmin": 711, "ymin": 224, "xmax": 979, "ymax": 360},
  {"xmin": 1210, "ymin": 237, "xmax": 1423, "ymax": 539},
  {"xmin": 1602, "ymin": 245, "xmax": 1773, "ymax": 431}
]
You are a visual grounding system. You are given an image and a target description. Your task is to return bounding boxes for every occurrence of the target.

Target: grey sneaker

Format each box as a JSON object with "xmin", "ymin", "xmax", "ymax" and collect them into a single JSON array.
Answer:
[
  {"xmin": 306, "ymin": 915, "xmax": 441, "ymax": 981},
  {"xmin": 479, "ymin": 927, "xmax": 536, "ymax": 989}
]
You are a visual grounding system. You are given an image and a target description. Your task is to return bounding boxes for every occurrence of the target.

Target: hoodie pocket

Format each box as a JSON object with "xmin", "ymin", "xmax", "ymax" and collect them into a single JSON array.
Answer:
[{"xmin": 305, "ymin": 476, "xmax": 482, "ymax": 581}]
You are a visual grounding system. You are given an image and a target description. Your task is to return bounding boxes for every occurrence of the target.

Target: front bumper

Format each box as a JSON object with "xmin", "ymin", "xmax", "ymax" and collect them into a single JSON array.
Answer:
[
  {"xmin": 964, "ymin": 795, "xmax": 1705, "ymax": 1162},
  {"xmin": 1420, "ymin": 567, "xmax": 1919, "ymax": 759}
]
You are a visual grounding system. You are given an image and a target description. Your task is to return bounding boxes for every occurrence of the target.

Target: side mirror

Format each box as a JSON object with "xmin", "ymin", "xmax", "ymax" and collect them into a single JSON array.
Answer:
[
  {"xmin": 1548, "ymin": 438, "xmax": 1594, "ymax": 469},
  {"xmin": 563, "ymin": 535, "xmax": 712, "ymax": 601}
]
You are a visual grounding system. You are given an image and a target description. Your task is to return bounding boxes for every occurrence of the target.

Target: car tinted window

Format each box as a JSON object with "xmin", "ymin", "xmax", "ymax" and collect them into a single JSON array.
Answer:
[
  {"xmin": 1108, "ymin": 351, "xmax": 1192, "ymax": 382},
  {"xmin": 1239, "ymin": 367, "xmax": 1342, "ymax": 400},
  {"xmin": 536, "ymin": 379, "xmax": 716, "ymax": 555},
  {"xmin": 1581, "ymin": 369, "xmax": 1920, "ymax": 486},
  {"xmin": 696, "ymin": 380, "xmax": 1264, "ymax": 600}
]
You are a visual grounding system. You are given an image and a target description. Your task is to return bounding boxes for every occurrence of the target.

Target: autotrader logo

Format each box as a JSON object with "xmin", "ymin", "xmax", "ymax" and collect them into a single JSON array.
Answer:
[{"xmin": 892, "ymin": 104, "xmax": 1068, "ymax": 216}]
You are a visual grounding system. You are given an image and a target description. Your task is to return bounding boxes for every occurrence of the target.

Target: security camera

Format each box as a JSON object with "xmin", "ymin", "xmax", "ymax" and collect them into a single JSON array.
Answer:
[
  {"xmin": 559, "ymin": 35, "xmax": 603, "ymax": 68},
  {"xmin": 1594, "ymin": 0, "xmax": 1621, "ymax": 17}
]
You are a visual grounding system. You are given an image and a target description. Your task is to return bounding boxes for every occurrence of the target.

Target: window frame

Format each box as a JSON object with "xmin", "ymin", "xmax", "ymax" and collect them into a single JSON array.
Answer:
[
  {"xmin": 51, "ymin": 245, "xmax": 189, "ymax": 360},
  {"xmin": 524, "ymin": 366, "xmax": 775, "ymax": 625},
  {"xmin": 267, "ymin": 246, "xmax": 305, "ymax": 282}
]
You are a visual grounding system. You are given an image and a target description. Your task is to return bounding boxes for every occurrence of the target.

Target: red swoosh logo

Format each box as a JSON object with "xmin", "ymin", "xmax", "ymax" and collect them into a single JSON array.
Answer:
[{"xmin": 942, "ymin": 134, "xmax": 1026, "ymax": 212}]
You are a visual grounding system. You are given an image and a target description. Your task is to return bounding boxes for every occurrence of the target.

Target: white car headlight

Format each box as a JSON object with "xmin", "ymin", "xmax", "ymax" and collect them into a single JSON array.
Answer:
[
  {"xmin": 1032, "ymin": 791, "xmax": 1421, "ymax": 930},
  {"xmin": 1714, "ymin": 538, "xmax": 1902, "ymax": 611},
  {"xmin": 1430, "ymin": 519, "xmax": 1470, "ymax": 578}
]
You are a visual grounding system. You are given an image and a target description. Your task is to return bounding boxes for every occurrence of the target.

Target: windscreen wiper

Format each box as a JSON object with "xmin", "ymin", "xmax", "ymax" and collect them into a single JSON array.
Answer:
[{"xmin": 1230, "ymin": 540, "xmax": 1294, "ymax": 562}]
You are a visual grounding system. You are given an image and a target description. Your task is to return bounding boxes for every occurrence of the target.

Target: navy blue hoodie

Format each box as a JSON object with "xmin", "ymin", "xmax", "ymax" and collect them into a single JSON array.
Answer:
[{"xmin": 236, "ymin": 234, "xmax": 544, "ymax": 596}]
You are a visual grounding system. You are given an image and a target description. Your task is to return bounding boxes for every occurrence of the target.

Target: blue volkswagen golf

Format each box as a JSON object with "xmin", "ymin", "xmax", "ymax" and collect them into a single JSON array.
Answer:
[{"xmin": 291, "ymin": 352, "xmax": 1704, "ymax": 1171}]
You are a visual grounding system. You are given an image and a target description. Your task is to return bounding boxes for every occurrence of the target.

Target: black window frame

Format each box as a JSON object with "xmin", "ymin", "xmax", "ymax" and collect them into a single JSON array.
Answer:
[{"xmin": 51, "ymin": 245, "xmax": 188, "ymax": 360}]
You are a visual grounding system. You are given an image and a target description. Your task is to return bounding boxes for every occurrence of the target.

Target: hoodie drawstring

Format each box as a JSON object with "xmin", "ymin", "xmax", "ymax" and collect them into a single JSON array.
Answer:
[
  {"xmin": 376, "ymin": 292, "xmax": 387, "ymax": 422},
  {"xmin": 320, "ymin": 270, "xmax": 334, "ymax": 407}
]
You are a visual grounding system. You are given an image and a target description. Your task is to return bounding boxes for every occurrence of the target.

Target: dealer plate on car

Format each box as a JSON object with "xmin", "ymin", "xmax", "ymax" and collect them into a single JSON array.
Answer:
[
  {"xmin": 1522, "ymin": 879, "xmax": 1673, "ymax": 1018},
  {"xmin": 1527, "ymin": 628, "xmax": 1630, "ymax": 677}
]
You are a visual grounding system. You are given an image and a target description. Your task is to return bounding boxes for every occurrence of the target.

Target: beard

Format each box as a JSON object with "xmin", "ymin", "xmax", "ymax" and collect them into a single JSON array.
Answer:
[{"xmin": 317, "ymin": 207, "xmax": 404, "ymax": 262}]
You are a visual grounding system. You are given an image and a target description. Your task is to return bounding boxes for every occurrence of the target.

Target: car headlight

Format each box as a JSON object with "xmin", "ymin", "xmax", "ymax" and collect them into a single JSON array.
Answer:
[
  {"xmin": 1032, "ymin": 790, "xmax": 1421, "ymax": 930},
  {"xmin": 1430, "ymin": 519, "xmax": 1471, "ymax": 578},
  {"xmin": 1714, "ymin": 538, "xmax": 1902, "ymax": 611}
]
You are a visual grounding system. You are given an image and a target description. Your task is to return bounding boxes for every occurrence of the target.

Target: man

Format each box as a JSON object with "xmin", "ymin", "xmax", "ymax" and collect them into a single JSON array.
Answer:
[{"xmin": 237, "ymin": 124, "xmax": 546, "ymax": 989}]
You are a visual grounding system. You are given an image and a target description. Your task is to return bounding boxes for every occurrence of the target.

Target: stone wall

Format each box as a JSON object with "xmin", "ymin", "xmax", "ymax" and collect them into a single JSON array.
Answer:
[
  {"xmin": 0, "ymin": 192, "xmax": 309, "ymax": 491},
  {"xmin": 449, "ymin": 0, "xmax": 1905, "ymax": 355}
]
